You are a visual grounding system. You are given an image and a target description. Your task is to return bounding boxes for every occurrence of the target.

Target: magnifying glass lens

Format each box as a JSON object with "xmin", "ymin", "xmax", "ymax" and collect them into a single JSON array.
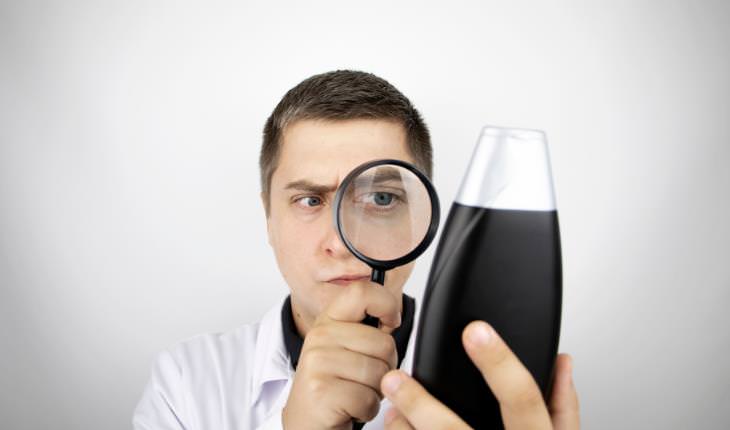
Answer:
[{"xmin": 339, "ymin": 164, "xmax": 433, "ymax": 261}]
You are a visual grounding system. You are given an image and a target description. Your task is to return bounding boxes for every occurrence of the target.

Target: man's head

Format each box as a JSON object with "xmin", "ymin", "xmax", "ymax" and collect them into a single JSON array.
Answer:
[{"xmin": 259, "ymin": 70, "xmax": 432, "ymax": 335}]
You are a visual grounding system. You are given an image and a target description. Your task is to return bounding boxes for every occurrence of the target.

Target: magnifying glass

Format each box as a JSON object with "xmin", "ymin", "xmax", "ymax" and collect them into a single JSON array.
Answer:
[{"xmin": 333, "ymin": 159, "xmax": 440, "ymax": 327}]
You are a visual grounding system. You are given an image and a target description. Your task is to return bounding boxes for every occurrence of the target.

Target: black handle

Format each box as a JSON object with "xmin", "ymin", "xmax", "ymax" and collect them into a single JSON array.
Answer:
[
  {"xmin": 360, "ymin": 268, "xmax": 385, "ymax": 328},
  {"xmin": 352, "ymin": 268, "xmax": 386, "ymax": 427}
]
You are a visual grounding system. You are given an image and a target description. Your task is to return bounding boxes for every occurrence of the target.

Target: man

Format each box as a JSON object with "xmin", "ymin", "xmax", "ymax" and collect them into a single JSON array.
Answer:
[{"xmin": 133, "ymin": 70, "xmax": 580, "ymax": 429}]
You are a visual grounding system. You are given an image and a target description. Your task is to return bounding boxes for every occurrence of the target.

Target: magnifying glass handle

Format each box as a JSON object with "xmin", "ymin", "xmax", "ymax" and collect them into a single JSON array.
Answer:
[
  {"xmin": 361, "ymin": 315, "xmax": 379, "ymax": 327},
  {"xmin": 370, "ymin": 269, "xmax": 385, "ymax": 285},
  {"xmin": 361, "ymin": 268, "xmax": 385, "ymax": 327},
  {"xmin": 354, "ymin": 270, "xmax": 383, "ymax": 429}
]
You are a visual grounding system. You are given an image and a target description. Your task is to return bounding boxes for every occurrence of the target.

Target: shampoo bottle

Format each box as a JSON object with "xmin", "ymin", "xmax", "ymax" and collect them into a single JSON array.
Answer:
[{"xmin": 412, "ymin": 126, "xmax": 563, "ymax": 429}]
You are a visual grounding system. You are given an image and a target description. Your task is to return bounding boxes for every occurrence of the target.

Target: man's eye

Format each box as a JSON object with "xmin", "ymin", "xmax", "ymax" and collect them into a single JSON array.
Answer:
[
  {"xmin": 294, "ymin": 196, "xmax": 323, "ymax": 208},
  {"xmin": 357, "ymin": 191, "xmax": 400, "ymax": 208},
  {"xmin": 371, "ymin": 192, "xmax": 394, "ymax": 206}
]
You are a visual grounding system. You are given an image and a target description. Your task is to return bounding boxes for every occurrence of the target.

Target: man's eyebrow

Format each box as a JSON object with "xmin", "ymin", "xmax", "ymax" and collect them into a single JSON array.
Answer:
[
  {"xmin": 283, "ymin": 180, "xmax": 338, "ymax": 194},
  {"xmin": 354, "ymin": 167, "xmax": 404, "ymax": 186}
]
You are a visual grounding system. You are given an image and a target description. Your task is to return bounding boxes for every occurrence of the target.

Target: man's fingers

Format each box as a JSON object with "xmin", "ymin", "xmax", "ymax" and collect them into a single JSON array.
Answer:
[
  {"xmin": 305, "ymin": 321, "xmax": 398, "ymax": 369},
  {"xmin": 548, "ymin": 354, "xmax": 580, "ymax": 430},
  {"xmin": 323, "ymin": 378, "xmax": 382, "ymax": 424},
  {"xmin": 324, "ymin": 283, "xmax": 401, "ymax": 329},
  {"xmin": 299, "ymin": 347, "xmax": 391, "ymax": 397},
  {"xmin": 381, "ymin": 370, "xmax": 469, "ymax": 430},
  {"xmin": 462, "ymin": 321, "xmax": 552, "ymax": 430},
  {"xmin": 384, "ymin": 407, "xmax": 415, "ymax": 430}
]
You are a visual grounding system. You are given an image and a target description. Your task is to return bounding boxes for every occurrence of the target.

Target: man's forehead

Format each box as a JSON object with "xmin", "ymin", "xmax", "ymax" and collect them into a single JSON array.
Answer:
[
  {"xmin": 273, "ymin": 118, "xmax": 413, "ymax": 188},
  {"xmin": 280, "ymin": 118, "xmax": 407, "ymax": 151}
]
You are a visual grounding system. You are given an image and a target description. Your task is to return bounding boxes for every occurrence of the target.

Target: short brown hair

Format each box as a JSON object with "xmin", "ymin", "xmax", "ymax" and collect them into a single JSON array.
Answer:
[{"xmin": 259, "ymin": 70, "xmax": 432, "ymax": 215}]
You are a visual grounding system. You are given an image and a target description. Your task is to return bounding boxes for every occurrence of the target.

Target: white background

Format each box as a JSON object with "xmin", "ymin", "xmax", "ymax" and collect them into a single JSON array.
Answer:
[{"xmin": 1, "ymin": 1, "xmax": 728, "ymax": 428}]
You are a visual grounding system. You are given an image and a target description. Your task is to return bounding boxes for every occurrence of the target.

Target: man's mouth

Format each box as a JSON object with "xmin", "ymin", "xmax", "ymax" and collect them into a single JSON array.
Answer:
[{"xmin": 326, "ymin": 274, "xmax": 370, "ymax": 286}]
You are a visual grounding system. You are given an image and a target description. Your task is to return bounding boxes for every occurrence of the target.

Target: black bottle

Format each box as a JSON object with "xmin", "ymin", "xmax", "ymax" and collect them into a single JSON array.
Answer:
[{"xmin": 413, "ymin": 126, "xmax": 563, "ymax": 429}]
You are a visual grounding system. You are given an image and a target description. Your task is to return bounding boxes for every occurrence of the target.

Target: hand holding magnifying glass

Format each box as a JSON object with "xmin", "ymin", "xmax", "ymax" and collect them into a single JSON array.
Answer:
[{"xmin": 332, "ymin": 159, "xmax": 440, "ymax": 430}]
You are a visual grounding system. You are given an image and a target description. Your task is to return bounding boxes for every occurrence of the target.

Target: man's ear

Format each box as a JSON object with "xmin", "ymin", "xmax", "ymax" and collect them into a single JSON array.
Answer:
[{"xmin": 261, "ymin": 191, "xmax": 272, "ymax": 246}]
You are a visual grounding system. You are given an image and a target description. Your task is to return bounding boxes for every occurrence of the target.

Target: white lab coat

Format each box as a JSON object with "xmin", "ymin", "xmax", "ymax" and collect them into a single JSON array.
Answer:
[{"xmin": 133, "ymin": 295, "xmax": 418, "ymax": 429}]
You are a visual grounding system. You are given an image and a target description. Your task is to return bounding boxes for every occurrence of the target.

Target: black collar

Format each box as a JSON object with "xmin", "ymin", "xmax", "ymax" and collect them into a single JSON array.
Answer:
[{"xmin": 281, "ymin": 293, "xmax": 416, "ymax": 370}]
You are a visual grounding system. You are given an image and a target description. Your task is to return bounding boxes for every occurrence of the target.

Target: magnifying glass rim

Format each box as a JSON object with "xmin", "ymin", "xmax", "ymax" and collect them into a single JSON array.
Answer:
[{"xmin": 333, "ymin": 158, "xmax": 440, "ymax": 271}]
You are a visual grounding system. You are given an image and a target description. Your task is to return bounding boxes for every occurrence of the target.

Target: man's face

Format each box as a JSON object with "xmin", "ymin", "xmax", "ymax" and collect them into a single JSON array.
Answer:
[{"xmin": 265, "ymin": 118, "xmax": 417, "ymax": 334}]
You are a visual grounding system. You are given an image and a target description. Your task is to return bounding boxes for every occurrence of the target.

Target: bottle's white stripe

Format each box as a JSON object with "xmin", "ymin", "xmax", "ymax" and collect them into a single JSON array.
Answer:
[{"xmin": 455, "ymin": 126, "xmax": 557, "ymax": 211}]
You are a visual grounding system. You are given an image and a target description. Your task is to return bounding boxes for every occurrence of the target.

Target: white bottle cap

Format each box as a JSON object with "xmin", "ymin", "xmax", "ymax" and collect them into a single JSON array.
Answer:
[{"xmin": 455, "ymin": 126, "xmax": 557, "ymax": 211}]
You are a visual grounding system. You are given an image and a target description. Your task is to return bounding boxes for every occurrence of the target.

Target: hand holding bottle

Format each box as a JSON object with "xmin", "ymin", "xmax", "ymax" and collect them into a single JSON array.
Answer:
[{"xmin": 381, "ymin": 321, "xmax": 580, "ymax": 430}]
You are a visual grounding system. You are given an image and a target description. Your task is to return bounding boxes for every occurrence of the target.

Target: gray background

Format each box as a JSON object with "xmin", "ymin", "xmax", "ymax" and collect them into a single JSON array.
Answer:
[{"xmin": 1, "ymin": 1, "xmax": 728, "ymax": 428}]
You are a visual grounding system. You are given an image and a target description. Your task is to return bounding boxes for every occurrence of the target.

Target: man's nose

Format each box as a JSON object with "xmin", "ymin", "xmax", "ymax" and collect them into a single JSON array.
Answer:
[{"xmin": 321, "ymin": 215, "xmax": 352, "ymax": 259}]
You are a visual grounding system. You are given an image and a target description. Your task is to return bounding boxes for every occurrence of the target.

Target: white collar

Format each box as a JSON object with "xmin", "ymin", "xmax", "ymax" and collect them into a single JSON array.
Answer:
[{"xmin": 249, "ymin": 295, "xmax": 293, "ymax": 407}]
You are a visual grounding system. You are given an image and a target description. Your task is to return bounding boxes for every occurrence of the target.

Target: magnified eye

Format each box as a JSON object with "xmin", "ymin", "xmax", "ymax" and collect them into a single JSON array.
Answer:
[
  {"xmin": 372, "ymin": 192, "xmax": 393, "ymax": 206},
  {"xmin": 357, "ymin": 191, "xmax": 402, "ymax": 210}
]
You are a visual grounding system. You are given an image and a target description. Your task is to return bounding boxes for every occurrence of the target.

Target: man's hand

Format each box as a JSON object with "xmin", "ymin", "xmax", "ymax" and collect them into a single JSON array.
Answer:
[
  {"xmin": 380, "ymin": 321, "xmax": 580, "ymax": 430},
  {"xmin": 282, "ymin": 284, "xmax": 401, "ymax": 430}
]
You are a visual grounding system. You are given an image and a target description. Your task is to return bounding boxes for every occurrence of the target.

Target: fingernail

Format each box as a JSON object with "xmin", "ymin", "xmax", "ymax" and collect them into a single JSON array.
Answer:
[
  {"xmin": 382, "ymin": 371, "xmax": 403, "ymax": 395},
  {"xmin": 466, "ymin": 322, "xmax": 492, "ymax": 346}
]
